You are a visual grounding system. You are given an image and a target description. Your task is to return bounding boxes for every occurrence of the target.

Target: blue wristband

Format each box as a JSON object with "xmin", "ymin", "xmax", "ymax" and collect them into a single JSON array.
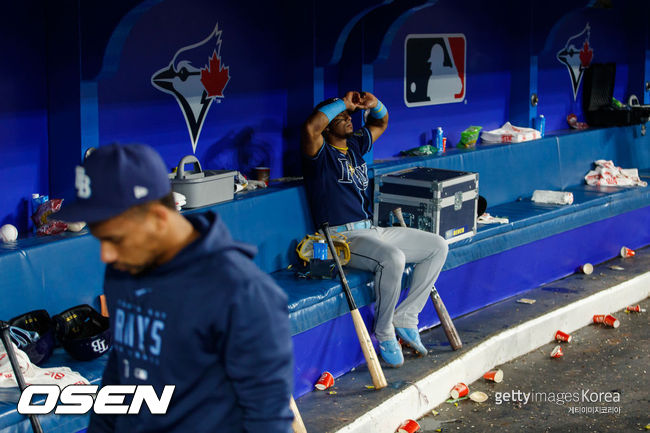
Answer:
[
  {"xmin": 318, "ymin": 99, "xmax": 347, "ymax": 123},
  {"xmin": 369, "ymin": 99, "xmax": 387, "ymax": 119}
]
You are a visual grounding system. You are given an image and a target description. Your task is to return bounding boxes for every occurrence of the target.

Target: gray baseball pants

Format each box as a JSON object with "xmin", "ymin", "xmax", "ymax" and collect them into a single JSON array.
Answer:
[{"xmin": 342, "ymin": 226, "xmax": 448, "ymax": 342}]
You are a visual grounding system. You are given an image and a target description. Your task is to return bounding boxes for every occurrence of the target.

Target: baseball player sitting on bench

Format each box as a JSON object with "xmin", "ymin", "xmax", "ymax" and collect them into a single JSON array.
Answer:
[{"xmin": 301, "ymin": 91, "xmax": 448, "ymax": 367}]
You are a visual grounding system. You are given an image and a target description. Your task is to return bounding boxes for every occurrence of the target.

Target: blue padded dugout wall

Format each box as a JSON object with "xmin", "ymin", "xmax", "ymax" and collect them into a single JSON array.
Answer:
[{"xmin": 3, "ymin": 1, "xmax": 650, "ymax": 233}]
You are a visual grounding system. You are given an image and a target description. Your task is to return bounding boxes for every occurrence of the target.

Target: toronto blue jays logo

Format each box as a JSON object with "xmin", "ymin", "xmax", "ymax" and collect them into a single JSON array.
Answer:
[
  {"xmin": 557, "ymin": 23, "xmax": 594, "ymax": 101},
  {"xmin": 152, "ymin": 24, "xmax": 231, "ymax": 153}
]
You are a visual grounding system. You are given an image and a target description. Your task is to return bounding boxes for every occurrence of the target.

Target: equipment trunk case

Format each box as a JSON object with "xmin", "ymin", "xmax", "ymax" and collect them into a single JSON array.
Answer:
[{"xmin": 374, "ymin": 167, "xmax": 478, "ymax": 243}]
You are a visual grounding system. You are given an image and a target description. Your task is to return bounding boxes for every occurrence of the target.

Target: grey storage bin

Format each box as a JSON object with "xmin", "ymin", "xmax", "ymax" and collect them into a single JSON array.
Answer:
[{"xmin": 169, "ymin": 155, "xmax": 235, "ymax": 209}]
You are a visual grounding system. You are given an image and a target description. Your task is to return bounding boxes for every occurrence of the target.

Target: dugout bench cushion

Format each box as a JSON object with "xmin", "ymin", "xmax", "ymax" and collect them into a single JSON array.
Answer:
[{"xmin": 278, "ymin": 181, "xmax": 650, "ymax": 335}]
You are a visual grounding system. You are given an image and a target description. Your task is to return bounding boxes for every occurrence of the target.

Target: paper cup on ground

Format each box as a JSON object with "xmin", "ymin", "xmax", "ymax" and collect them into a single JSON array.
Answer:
[
  {"xmin": 620, "ymin": 246, "xmax": 635, "ymax": 258},
  {"xmin": 555, "ymin": 330, "xmax": 572, "ymax": 343},
  {"xmin": 626, "ymin": 305, "xmax": 645, "ymax": 313},
  {"xmin": 603, "ymin": 315, "xmax": 620, "ymax": 328},
  {"xmin": 550, "ymin": 345, "xmax": 563, "ymax": 358},
  {"xmin": 450, "ymin": 382, "xmax": 469, "ymax": 399},
  {"xmin": 593, "ymin": 314, "xmax": 606, "ymax": 324},
  {"xmin": 314, "ymin": 371, "xmax": 334, "ymax": 390},
  {"xmin": 397, "ymin": 419, "xmax": 420, "ymax": 433},
  {"xmin": 483, "ymin": 369, "xmax": 504, "ymax": 383},
  {"xmin": 580, "ymin": 263, "xmax": 593, "ymax": 275},
  {"xmin": 469, "ymin": 391, "xmax": 488, "ymax": 403}
]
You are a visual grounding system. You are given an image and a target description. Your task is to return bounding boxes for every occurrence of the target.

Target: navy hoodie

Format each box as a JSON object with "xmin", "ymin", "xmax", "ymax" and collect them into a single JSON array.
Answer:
[{"xmin": 88, "ymin": 212, "xmax": 294, "ymax": 433}]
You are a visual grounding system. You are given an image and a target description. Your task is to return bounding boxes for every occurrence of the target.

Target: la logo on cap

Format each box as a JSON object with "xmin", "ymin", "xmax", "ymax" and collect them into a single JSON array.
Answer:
[{"xmin": 134, "ymin": 186, "xmax": 149, "ymax": 199}]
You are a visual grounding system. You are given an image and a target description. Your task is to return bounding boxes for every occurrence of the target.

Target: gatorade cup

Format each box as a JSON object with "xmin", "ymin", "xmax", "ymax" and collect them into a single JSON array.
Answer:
[
  {"xmin": 483, "ymin": 369, "xmax": 504, "ymax": 383},
  {"xmin": 314, "ymin": 371, "xmax": 334, "ymax": 390},
  {"xmin": 450, "ymin": 382, "xmax": 469, "ymax": 399}
]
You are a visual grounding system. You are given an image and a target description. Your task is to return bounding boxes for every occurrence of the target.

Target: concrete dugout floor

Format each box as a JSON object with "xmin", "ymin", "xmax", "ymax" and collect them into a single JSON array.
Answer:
[
  {"xmin": 424, "ymin": 297, "xmax": 649, "ymax": 433},
  {"xmin": 295, "ymin": 246, "xmax": 650, "ymax": 433}
]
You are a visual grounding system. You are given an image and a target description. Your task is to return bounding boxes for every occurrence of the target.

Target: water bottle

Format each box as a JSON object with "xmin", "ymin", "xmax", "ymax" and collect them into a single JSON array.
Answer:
[
  {"xmin": 313, "ymin": 240, "xmax": 328, "ymax": 260},
  {"xmin": 434, "ymin": 127, "xmax": 444, "ymax": 153},
  {"xmin": 535, "ymin": 115, "xmax": 545, "ymax": 138}
]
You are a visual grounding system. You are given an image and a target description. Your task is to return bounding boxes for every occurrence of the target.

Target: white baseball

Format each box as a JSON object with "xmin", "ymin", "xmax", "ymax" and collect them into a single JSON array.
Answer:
[
  {"xmin": 66, "ymin": 221, "xmax": 87, "ymax": 232},
  {"xmin": 0, "ymin": 224, "xmax": 18, "ymax": 242}
]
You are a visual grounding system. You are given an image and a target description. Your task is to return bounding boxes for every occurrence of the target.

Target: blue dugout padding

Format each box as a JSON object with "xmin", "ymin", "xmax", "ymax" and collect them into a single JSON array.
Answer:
[{"xmin": 0, "ymin": 125, "xmax": 649, "ymax": 428}]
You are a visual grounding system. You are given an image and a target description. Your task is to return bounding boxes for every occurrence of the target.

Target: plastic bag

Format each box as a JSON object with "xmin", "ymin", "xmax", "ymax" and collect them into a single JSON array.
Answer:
[
  {"xmin": 457, "ymin": 126, "xmax": 482, "ymax": 148},
  {"xmin": 400, "ymin": 145, "xmax": 437, "ymax": 156}
]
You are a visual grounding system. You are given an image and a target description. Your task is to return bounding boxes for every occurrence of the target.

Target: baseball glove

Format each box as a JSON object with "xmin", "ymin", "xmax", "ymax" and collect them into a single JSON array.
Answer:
[{"xmin": 296, "ymin": 232, "xmax": 351, "ymax": 266}]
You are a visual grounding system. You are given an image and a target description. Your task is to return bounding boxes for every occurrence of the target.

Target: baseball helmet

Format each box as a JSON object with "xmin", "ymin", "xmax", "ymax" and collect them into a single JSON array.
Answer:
[
  {"xmin": 53, "ymin": 304, "xmax": 112, "ymax": 361},
  {"xmin": 8, "ymin": 309, "xmax": 56, "ymax": 365}
]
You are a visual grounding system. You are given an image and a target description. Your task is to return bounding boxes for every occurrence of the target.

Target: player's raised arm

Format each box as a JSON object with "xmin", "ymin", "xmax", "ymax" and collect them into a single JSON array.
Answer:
[
  {"xmin": 358, "ymin": 92, "xmax": 388, "ymax": 143},
  {"xmin": 301, "ymin": 91, "xmax": 360, "ymax": 157}
]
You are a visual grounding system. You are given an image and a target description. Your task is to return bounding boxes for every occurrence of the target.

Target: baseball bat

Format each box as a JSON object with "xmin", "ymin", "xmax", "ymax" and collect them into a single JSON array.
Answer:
[
  {"xmin": 392, "ymin": 208, "xmax": 462, "ymax": 351},
  {"xmin": 321, "ymin": 223, "xmax": 387, "ymax": 390},
  {"xmin": 393, "ymin": 207, "xmax": 407, "ymax": 227},
  {"xmin": 290, "ymin": 396, "xmax": 307, "ymax": 433},
  {"xmin": 430, "ymin": 286, "xmax": 462, "ymax": 350},
  {"xmin": 0, "ymin": 321, "xmax": 44, "ymax": 433}
]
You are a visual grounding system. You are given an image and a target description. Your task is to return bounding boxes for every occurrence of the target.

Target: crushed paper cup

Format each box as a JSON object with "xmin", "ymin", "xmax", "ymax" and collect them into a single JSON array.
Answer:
[
  {"xmin": 593, "ymin": 314, "xmax": 606, "ymax": 324},
  {"xmin": 626, "ymin": 305, "xmax": 646, "ymax": 313},
  {"xmin": 483, "ymin": 369, "xmax": 504, "ymax": 383},
  {"xmin": 517, "ymin": 298, "xmax": 536, "ymax": 304},
  {"xmin": 603, "ymin": 315, "xmax": 620, "ymax": 328},
  {"xmin": 555, "ymin": 330, "xmax": 572, "ymax": 343},
  {"xmin": 314, "ymin": 371, "xmax": 334, "ymax": 390},
  {"xmin": 450, "ymin": 382, "xmax": 469, "ymax": 399},
  {"xmin": 397, "ymin": 419, "xmax": 420, "ymax": 433},
  {"xmin": 469, "ymin": 391, "xmax": 488, "ymax": 403},
  {"xmin": 620, "ymin": 246, "xmax": 635, "ymax": 258},
  {"xmin": 550, "ymin": 345, "xmax": 563, "ymax": 358},
  {"xmin": 580, "ymin": 263, "xmax": 593, "ymax": 275}
]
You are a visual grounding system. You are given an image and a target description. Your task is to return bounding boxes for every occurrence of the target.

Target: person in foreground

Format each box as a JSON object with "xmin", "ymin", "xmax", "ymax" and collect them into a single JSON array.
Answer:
[
  {"xmin": 301, "ymin": 91, "xmax": 448, "ymax": 367},
  {"xmin": 57, "ymin": 143, "xmax": 294, "ymax": 433}
]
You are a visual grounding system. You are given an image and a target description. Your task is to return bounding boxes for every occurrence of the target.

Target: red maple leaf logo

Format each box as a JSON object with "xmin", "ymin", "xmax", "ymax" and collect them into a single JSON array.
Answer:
[
  {"xmin": 200, "ymin": 50, "xmax": 230, "ymax": 97},
  {"xmin": 580, "ymin": 41, "xmax": 593, "ymax": 68}
]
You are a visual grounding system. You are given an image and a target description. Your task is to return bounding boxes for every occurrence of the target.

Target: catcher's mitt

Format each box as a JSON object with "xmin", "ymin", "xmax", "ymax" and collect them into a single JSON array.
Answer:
[{"xmin": 296, "ymin": 232, "xmax": 350, "ymax": 265}]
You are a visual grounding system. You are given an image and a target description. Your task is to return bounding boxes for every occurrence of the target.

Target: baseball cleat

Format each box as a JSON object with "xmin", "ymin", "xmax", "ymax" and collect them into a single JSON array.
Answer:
[
  {"xmin": 395, "ymin": 327, "xmax": 428, "ymax": 356},
  {"xmin": 378, "ymin": 338, "xmax": 404, "ymax": 367}
]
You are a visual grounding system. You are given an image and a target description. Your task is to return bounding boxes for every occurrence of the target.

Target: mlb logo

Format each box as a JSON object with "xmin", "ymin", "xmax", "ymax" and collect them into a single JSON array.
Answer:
[{"xmin": 404, "ymin": 34, "xmax": 466, "ymax": 107}]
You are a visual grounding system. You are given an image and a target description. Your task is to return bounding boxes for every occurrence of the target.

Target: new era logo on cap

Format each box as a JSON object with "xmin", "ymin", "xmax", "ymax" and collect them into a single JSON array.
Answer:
[
  {"xmin": 134, "ymin": 186, "xmax": 149, "ymax": 199},
  {"xmin": 57, "ymin": 144, "xmax": 172, "ymax": 224}
]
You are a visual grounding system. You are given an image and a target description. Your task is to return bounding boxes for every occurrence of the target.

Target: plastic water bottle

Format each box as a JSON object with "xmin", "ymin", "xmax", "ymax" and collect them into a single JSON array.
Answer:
[
  {"xmin": 313, "ymin": 240, "xmax": 328, "ymax": 260},
  {"xmin": 535, "ymin": 115, "xmax": 545, "ymax": 138}
]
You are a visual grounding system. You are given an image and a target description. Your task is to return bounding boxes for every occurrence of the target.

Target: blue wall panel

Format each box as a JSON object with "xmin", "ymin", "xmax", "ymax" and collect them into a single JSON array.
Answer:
[
  {"xmin": 372, "ymin": 0, "xmax": 522, "ymax": 157},
  {"xmin": 0, "ymin": 2, "xmax": 49, "ymax": 234},
  {"xmin": 93, "ymin": 0, "xmax": 294, "ymax": 179},
  {"xmin": 0, "ymin": 0, "xmax": 648, "ymax": 237},
  {"xmin": 537, "ymin": 5, "xmax": 645, "ymax": 133}
]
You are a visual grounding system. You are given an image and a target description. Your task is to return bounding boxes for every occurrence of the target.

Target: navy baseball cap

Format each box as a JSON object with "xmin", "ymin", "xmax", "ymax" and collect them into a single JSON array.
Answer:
[{"xmin": 57, "ymin": 144, "xmax": 172, "ymax": 224}]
